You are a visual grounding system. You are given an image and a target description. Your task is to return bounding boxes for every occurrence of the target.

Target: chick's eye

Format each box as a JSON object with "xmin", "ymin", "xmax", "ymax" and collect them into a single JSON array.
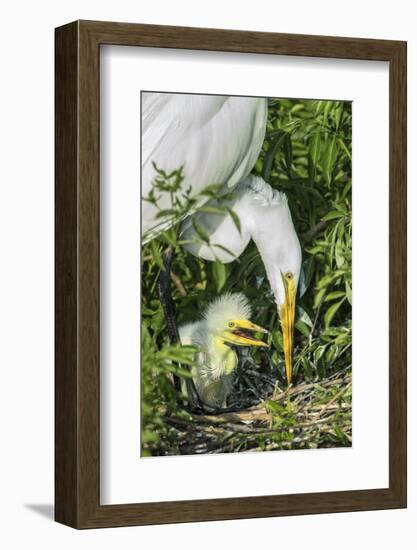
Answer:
[
  {"xmin": 285, "ymin": 272, "xmax": 293, "ymax": 280},
  {"xmin": 228, "ymin": 322, "xmax": 235, "ymax": 328}
]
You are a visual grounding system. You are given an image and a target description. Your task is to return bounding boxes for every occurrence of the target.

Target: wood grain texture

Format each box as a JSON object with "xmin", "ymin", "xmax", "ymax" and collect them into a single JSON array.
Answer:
[
  {"xmin": 55, "ymin": 21, "xmax": 79, "ymax": 527},
  {"xmin": 388, "ymin": 41, "xmax": 407, "ymax": 504},
  {"xmin": 55, "ymin": 20, "xmax": 407, "ymax": 529}
]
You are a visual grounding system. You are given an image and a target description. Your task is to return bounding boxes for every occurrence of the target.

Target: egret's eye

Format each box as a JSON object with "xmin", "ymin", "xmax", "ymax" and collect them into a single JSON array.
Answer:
[
  {"xmin": 285, "ymin": 272, "xmax": 294, "ymax": 280},
  {"xmin": 228, "ymin": 321, "xmax": 235, "ymax": 329}
]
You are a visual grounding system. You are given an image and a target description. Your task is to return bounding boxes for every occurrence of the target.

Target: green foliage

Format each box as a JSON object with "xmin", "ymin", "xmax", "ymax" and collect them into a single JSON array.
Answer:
[
  {"xmin": 253, "ymin": 98, "xmax": 352, "ymax": 384},
  {"xmin": 141, "ymin": 317, "xmax": 197, "ymax": 456},
  {"xmin": 141, "ymin": 97, "xmax": 352, "ymax": 455}
]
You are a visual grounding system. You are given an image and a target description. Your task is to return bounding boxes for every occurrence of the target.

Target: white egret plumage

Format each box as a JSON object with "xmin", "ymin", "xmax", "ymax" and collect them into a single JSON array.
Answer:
[
  {"xmin": 179, "ymin": 293, "xmax": 269, "ymax": 408},
  {"xmin": 141, "ymin": 92, "xmax": 302, "ymax": 387},
  {"xmin": 142, "ymin": 92, "xmax": 267, "ymax": 241}
]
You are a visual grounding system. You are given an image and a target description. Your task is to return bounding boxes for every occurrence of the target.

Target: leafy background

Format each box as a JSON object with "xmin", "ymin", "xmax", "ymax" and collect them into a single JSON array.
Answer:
[{"xmin": 141, "ymin": 97, "xmax": 352, "ymax": 456}]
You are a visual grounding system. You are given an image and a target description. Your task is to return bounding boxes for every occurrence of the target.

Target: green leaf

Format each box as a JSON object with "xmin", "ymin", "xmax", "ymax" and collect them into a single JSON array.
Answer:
[
  {"xmin": 295, "ymin": 320, "xmax": 310, "ymax": 336},
  {"xmin": 309, "ymin": 130, "xmax": 321, "ymax": 167},
  {"xmin": 323, "ymin": 135, "xmax": 338, "ymax": 184},
  {"xmin": 150, "ymin": 240, "xmax": 165, "ymax": 271},
  {"xmin": 299, "ymin": 355, "xmax": 313, "ymax": 379},
  {"xmin": 191, "ymin": 217, "xmax": 210, "ymax": 243},
  {"xmin": 226, "ymin": 207, "xmax": 242, "ymax": 235},
  {"xmin": 200, "ymin": 183, "xmax": 224, "ymax": 196},
  {"xmin": 321, "ymin": 210, "xmax": 344, "ymax": 221},
  {"xmin": 160, "ymin": 348, "xmax": 196, "ymax": 365},
  {"xmin": 345, "ymin": 280, "xmax": 352, "ymax": 305},
  {"xmin": 212, "ymin": 261, "xmax": 227, "ymax": 292},
  {"xmin": 290, "ymin": 103, "xmax": 304, "ymax": 114},
  {"xmin": 313, "ymin": 345, "xmax": 327, "ymax": 364},
  {"xmin": 212, "ymin": 243, "xmax": 238, "ymax": 260},
  {"xmin": 335, "ymin": 241, "xmax": 345, "ymax": 269},
  {"xmin": 272, "ymin": 329, "xmax": 283, "ymax": 351},
  {"xmin": 159, "ymin": 230, "xmax": 177, "ymax": 247},
  {"xmin": 333, "ymin": 424, "xmax": 347, "ymax": 442},
  {"xmin": 316, "ymin": 269, "xmax": 348, "ymax": 289},
  {"xmin": 325, "ymin": 344, "xmax": 339, "ymax": 364},
  {"xmin": 324, "ymin": 297, "xmax": 346, "ymax": 328},
  {"xmin": 304, "ymin": 257, "xmax": 316, "ymax": 289},
  {"xmin": 284, "ymin": 133, "xmax": 293, "ymax": 173},
  {"xmin": 334, "ymin": 102, "xmax": 344, "ymax": 131},
  {"xmin": 197, "ymin": 205, "xmax": 227, "ymax": 216},
  {"xmin": 142, "ymin": 430, "xmax": 159, "ymax": 444},
  {"xmin": 337, "ymin": 137, "xmax": 352, "ymax": 161},
  {"xmin": 297, "ymin": 305, "xmax": 313, "ymax": 327},
  {"xmin": 315, "ymin": 100, "xmax": 325, "ymax": 115},
  {"xmin": 266, "ymin": 400, "xmax": 284, "ymax": 415},
  {"xmin": 313, "ymin": 287, "xmax": 327, "ymax": 309},
  {"xmin": 324, "ymin": 291, "xmax": 346, "ymax": 302},
  {"xmin": 341, "ymin": 179, "xmax": 352, "ymax": 201},
  {"xmin": 155, "ymin": 208, "xmax": 176, "ymax": 219},
  {"xmin": 262, "ymin": 131, "xmax": 286, "ymax": 182},
  {"xmin": 323, "ymin": 101, "xmax": 333, "ymax": 126}
]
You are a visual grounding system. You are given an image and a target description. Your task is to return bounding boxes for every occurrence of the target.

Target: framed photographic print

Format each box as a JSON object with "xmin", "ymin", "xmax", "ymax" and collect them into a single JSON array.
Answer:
[{"xmin": 55, "ymin": 20, "xmax": 407, "ymax": 528}]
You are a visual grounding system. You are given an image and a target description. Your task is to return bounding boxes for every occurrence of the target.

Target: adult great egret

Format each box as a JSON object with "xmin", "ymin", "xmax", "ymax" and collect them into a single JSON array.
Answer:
[
  {"xmin": 142, "ymin": 92, "xmax": 302, "ymax": 385},
  {"xmin": 179, "ymin": 293, "xmax": 269, "ymax": 408}
]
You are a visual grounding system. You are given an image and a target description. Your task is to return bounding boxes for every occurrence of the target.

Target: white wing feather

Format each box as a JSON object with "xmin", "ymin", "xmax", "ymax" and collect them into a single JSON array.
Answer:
[{"xmin": 141, "ymin": 93, "xmax": 267, "ymax": 237}]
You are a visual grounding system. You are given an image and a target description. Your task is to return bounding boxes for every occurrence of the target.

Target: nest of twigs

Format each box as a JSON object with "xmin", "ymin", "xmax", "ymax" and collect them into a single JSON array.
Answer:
[{"xmin": 161, "ymin": 359, "xmax": 352, "ymax": 456}]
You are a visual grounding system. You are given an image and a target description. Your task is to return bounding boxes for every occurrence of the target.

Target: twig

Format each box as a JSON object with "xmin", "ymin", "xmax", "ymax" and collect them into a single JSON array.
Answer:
[
  {"xmin": 159, "ymin": 372, "xmax": 352, "ymax": 455},
  {"xmin": 170, "ymin": 271, "xmax": 187, "ymax": 296},
  {"xmin": 168, "ymin": 414, "xmax": 350, "ymax": 436},
  {"xmin": 310, "ymin": 291, "xmax": 326, "ymax": 341},
  {"xmin": 311, "ymin": 382, "xmax": 352, "ymax": 421},
  {"xmin": 301, "ymin": 220, "xmax": 328, "ymax": 243},
  {"xmin": 176, "ymin": 376, "xmax": 348, "ymax": 425},
  {"xmin": 242, "ymin": 374, "xmax": 263, "ymax": 400},
  {"xmin": 245, "ymin": 369, "xmax": 277, "ymax": 387}
]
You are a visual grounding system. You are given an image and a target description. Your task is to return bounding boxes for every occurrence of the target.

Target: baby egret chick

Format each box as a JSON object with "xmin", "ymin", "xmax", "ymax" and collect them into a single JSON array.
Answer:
[{"xmin": 179, "ymin": 293, "xmax": 269, "ymax": 408}]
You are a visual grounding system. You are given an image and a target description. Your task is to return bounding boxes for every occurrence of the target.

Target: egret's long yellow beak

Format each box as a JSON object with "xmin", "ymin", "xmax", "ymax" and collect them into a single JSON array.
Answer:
[
  {"xmin": 280, "ymin": 272, "xmax": 297, "ymax": 384},
  {"xmin": 223, "ymin": 319, "xmax": 269, "ymax": 348}
]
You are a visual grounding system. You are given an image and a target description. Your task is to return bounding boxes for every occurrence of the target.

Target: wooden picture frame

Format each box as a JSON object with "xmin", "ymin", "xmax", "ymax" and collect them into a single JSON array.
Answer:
[{"xmin": 55, "ymin": 20, "xmax": 407, "ymax": 528}]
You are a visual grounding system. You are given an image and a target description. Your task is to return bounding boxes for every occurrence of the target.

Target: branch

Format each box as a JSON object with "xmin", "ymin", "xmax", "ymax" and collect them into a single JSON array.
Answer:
[
  {"xmin": 301, "ymin": 220, "xmax": 328, "ymax": 243},
  {"xmin": 170, "ymin": 271, "xmax": 187, "ymax": 296}
]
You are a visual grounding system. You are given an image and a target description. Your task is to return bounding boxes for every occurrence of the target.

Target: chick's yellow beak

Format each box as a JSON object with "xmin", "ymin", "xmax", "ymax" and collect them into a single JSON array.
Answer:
[
  {"xmin": 280, "ymin": 271, "xmax": 297, "ymax": 385},
  {"xmin": 224, "ymin": 319, "xmax": 269, "ymax": 348}
]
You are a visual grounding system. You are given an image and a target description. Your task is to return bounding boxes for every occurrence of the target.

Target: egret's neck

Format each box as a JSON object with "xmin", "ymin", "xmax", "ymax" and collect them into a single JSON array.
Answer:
[
  {"xmin": 249, "ymin": 200, "xmax": 301, "ymax": 307},
  {"xmin": 207, "ymin": 336, "xmax": 237, "ymax": 377}
]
